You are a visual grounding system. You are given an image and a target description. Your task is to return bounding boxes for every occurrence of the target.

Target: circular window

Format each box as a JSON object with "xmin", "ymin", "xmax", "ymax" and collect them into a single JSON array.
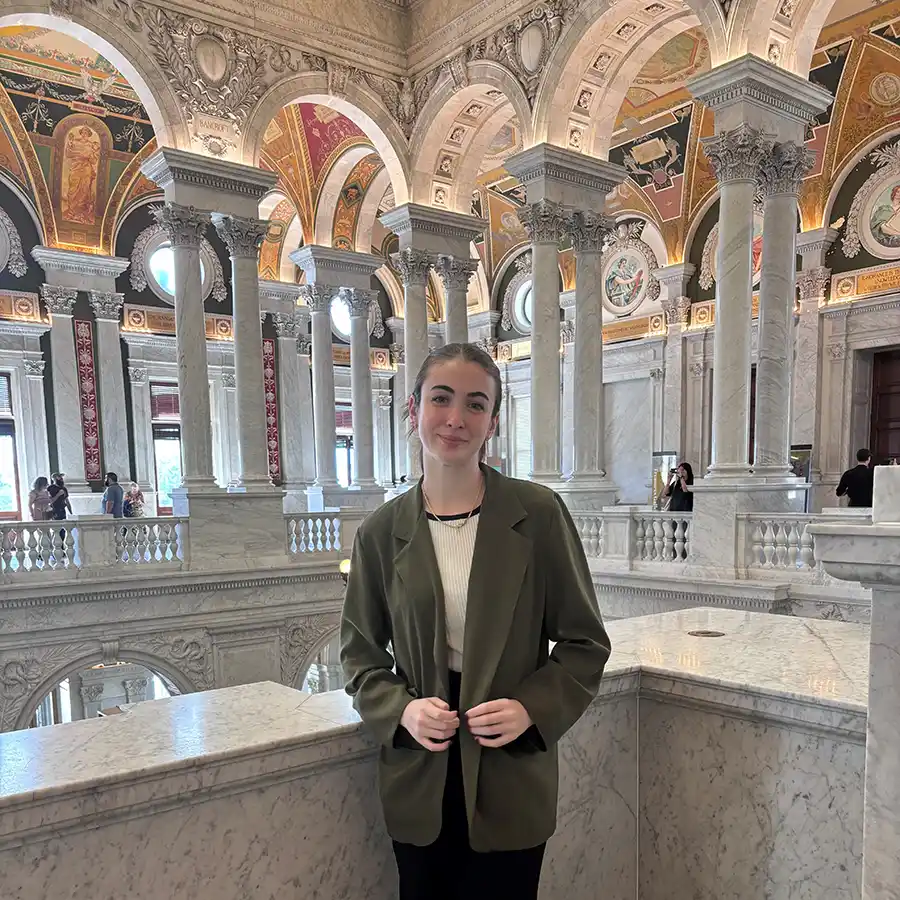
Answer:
[
  {"xmin": 142, "ymin": 232, "xmax": 214, "ymax": 306},
  {"xmin": 330, "ymin": 293, "xmax": 351, "ymax": 341},
  {"xmin": 513, "ymin": 280, "xmax": 533, "ymax": 333}
]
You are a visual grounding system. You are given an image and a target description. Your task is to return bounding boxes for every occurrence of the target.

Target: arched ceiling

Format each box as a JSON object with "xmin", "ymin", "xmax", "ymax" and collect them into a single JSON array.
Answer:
[{"xmin": 0, "ymin": 25, "xmax": 155, "ymax": 252}]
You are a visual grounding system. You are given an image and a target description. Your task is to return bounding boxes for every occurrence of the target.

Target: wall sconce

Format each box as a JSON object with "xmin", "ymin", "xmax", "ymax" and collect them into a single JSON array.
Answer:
[{"xmin": 339, "ymin": 558, "xmax": 351, "ymax": 586}]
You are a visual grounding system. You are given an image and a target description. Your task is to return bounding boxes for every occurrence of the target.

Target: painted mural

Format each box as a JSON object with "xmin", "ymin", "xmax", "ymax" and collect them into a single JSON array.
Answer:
[{"xmin": 332, "ymin": 152, "xmax": 384, "ymax": 251}]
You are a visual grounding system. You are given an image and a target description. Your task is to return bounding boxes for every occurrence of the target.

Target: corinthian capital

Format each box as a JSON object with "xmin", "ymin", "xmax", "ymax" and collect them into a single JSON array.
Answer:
[
  {"xmin": 212, "ymin": 214, "xmax": 269, "ymax": 259},
  {"xmin": 151, "ymin": 203, "xmax": 210, "ymax": 248},
  {"xmin": 88, "ymin": 290, "xmax": 124, "ymax": 321},
  {"xmin": 517, "ymin": 199, "xmax": 567, "ymax": 245},
  {"xmin": 565, "ymin": 209, "xmax": 613, "ymax": 254},
  {"xmin": 298, "ymin": 283, "xmax": 333, "ymax": 314},
  {"xmin": 433, "ymin": 255, "xmax": 479, "ymax": 292},
  {"xmin": 759, "ymin": 141, "xmax": 816, "ymax": 198},
  {"xmin": 342, "ymin": 287, "xmax": 379, "ymax": 318},
  {"xmin": 796, "ymin": 266, "xmax": 831, "ymax": 302},
  {"xmin": 701, "ymin": 124, "xmax": 774, "ymax": 185},
  {"xmin": 661, "ymin": 295, "xmax": 692, "ymax": 326},
  {"xmin": 272, "ymin": 312, "xmax": 302, "ymax": 339},
  {"xmin": 391, "ymin": 248, "xmax": 432, "ymax": 286},
  {"xmin": 40, "ymin": 284, "xmax": 77, "ymax": 316}
]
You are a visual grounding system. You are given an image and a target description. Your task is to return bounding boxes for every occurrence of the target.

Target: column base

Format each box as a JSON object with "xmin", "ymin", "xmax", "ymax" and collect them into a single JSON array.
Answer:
[
  {"xmin": 170, "ymin": 482, "xmax": 222, "ymax": 517},
  {"xmin": 530, "ymin": 470, "xmax": 565, "ymax": 489},
  {"xmin": 228, "ymin": 476, "xmax": 276, "ymax": 492},
  {"xmin": 557, "ymin": 477, "xmax": 619, "ymax": 512},
  {"xmin": 751, "ymin": 465, "xmax": 797, "ymax": 481},
  {"xmin": 704, "ymin": 463, "xmax": 753, "ymax": 481}
]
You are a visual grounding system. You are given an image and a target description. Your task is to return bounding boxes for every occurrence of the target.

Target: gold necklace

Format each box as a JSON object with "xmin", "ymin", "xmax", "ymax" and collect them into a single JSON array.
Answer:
[{"xmin": 422, "ymin": 478, "xmax": 484, "ymax": 530}]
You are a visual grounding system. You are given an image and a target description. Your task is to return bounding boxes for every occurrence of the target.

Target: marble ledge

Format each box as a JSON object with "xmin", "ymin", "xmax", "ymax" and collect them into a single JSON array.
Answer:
[{"xmin": 0, "ymin": 609, "xmax": 869, "ymax": 842}]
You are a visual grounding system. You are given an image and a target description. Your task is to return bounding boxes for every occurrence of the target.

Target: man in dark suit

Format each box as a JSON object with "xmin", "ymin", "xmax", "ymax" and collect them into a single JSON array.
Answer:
[{"xmin": 836, "ymin": 448, "xmax": 875, "ymax": 507}]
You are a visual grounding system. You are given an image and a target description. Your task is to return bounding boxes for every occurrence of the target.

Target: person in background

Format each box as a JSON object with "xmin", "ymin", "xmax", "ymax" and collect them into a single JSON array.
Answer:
[
  {"xmin": 836, "ymin": 448, "xmax": 874, "ymax": 508},
  {"xmin": 28, "ymin": 476, "xmax": 52, "ymax": 521},
  {"xmin": 103, "ymin": 472, "xmax": 125, "ymax": 518},
  {"xmin": 124, "ymin": 482, "xmax": 145, "ymax": 518},
  {"xmin": 662, "ymin": 462, "xmax": 694, "ymax": 512},
  {"xmin": 47, "ymin": 473, "xmax": 72, "ymax": 521}
]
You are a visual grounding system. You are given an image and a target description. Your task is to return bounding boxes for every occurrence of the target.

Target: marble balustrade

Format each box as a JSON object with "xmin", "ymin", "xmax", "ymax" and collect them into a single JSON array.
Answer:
[{"xmin": 0, "ymin": 609, "xmax": 866, "ymax": 899}]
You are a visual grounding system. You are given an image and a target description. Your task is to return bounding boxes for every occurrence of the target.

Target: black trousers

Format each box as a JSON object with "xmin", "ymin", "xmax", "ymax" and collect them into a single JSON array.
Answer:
[{"xmin": 392, "ymin": 670, "xmax": 546, "ymax": 900}]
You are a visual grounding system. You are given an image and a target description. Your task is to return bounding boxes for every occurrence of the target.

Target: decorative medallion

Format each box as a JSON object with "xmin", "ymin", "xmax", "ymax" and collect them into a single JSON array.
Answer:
[
  {"xmin": 600, "ymin": 220, "xmax": 659, "ymax": 317},
  {"xmin": 699, "ymin": 209, "xmax": 765, "ymax": 289},
  {"xmin": 262, "ymin": 338, "xmax": 281, "ymax": 483},
  {"xmin": 844, "ymin": 141, "xmax": 900, "ymax": 260}
]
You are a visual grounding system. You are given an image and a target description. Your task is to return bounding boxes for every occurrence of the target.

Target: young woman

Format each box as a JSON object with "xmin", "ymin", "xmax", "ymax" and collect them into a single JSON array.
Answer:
[
  {"xmin": 28, "ymin": 476, "xmax": 52, "ymax": 522},
  {"xmin": 124, "ymin": 482, "xmax": 145, "ymax": 518},
  {"xmin": 341, "ymin": 343, "xmax": 611, "ymax": 899},
  {"xmin": 662, "ymin": 462, "xmax": 694, "ymax": 512}
]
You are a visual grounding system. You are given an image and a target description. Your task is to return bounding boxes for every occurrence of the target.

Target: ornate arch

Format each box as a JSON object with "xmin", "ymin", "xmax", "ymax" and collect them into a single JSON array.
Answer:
[
  {"xmin": 0, "ymin": 6, "xmax": 189, "ymax": 150},
  {"xmin": 410, "ymin": 62, "xmax": 532, "ymax": 211},
  {"xmin": 280, "ymin": 613, "xmax": 341, "ymax": 690},
  {"xmin": 3, "ymin": 639, "xmax": 203, "ymax": 733},
  {"xmin": 532, "ymin": 0, "xmax": 727, "ymax": 148},
  {"xmin": 241, "ymin": 71, "xmax": 411, "ymax": 207}
]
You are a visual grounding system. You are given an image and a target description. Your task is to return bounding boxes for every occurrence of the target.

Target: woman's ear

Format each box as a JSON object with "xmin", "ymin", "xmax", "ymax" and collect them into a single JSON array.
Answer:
[
  {"xmin": 407, "ymin": 395, "xmax": 418, "ymax": 430},
  {"xmin": 486, "ymin": 414, "xmax": 499, "ymax": 442}
]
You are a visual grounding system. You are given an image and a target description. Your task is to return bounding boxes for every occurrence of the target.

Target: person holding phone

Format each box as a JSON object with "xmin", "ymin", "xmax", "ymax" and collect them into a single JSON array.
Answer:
[{"xmin": 340, "ymin": 342, "xmax": 611, "ymax": 899}]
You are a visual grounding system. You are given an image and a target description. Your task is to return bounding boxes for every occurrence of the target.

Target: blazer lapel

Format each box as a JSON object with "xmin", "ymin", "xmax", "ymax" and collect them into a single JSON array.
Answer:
[
  {"xmin": 459, "ymin": 466, "xmax": 530, "ymax": 712},
  {"xmin": 391, "ymin": 482, "xmax": 450, "ymax": 701}
]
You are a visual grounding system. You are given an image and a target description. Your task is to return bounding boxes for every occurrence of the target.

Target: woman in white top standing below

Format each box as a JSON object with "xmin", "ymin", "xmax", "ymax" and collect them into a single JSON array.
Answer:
[{"xmin": 340, "ymin": 343, "xmax": 611, "ymax": 899}]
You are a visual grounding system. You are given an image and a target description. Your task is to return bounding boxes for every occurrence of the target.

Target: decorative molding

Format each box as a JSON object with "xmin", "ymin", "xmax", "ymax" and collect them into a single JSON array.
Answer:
[
  {"xmin": 23, "ymin": 359, "xmax": 45, "ymax": 378},
  {"xmin": 501, "ymin": 251, "xmax": 532, "ymax": 331},
  {"xmin": 298, "ymin": 284, "xmax": 331, "ymax": 313},
  {"xmin": 506, "ymin": 144, "xmax": 625, "ymax": 196},
  {"xmin": 600, "ymin": 219, "xmax": 661, "ymax": 309},
  {"xmin": 517, "ymin": 199, "xmax": 567, "ymax": 245},
  {"xmin": 222, "ymin": 372, "xmax": 236, "ymax": 388},
  {"xmin": 0, "ymin": 207, "xmax": 27, "ymax": 277},
  {"xmin": 343, "ymin": 287, "xmax": 379, "ymax": 320},
  {"xmin": 758, "ymin": 141, "xmax": 815, "ymax": 198},
  {"xmin": 32, "ymin": 247, "xmax": 129, "ymax": 280},
  {"xmin": 379, "ymin": 204, "xmax": 485, "ymax": 243},
  {"xmin": 661, "ymin": 296, "xmax": 692, "ymax": 326},
  {"xmin": 377, "ymin": 392, "xmax": 393, "ymax": 409},
  {"xmin": 40, "ymin": 284, "xmax": 77, "ymax": 317},
  {"xmin": 128, "ymin": 365, "xmax": 148, "ymax": 384},
  {"xmin": 123, "ymin": 677, "xmax": 149, "ymax": 703},
  {"xmin": 797, "ymin": 266, "xmax": 831, "ymax": 302},
  {"xmin": 212, "ymin": 214, "xmax": 268, "ymax": 260},
  {"xmin": 389, "ymin": 342, "xmax": 405, "ymax": 365},
  {"xmin": 843, "ymin": 140, "xmax": 900, "ymax": 259},
  {"xmin": 272, "ymin": 312, "xmax": 302, "ymax": 339},
  {"xmin": 828, "ymin": 343, "xmax": 847, "ymax": 360},
  {"xmin": 433, "ymin": 255, "xmax": 479, "ymax": 292},
  {"xmin": 560, "ymin": 319, "xmax": 575, "ymax": 345},
  {"xmin": 391, "ymin": 248, "xmax": 432, "ymax": 286},
  {"xmin": 689, "ymin": 361, "xmax": 705, "ymax": 377},
  {"xmin": 80, "ymin": 683, "xmax": 104, "ymax": 704},
  {"xmin": 151, "ymin": 203, "xmax": 209, "ymax": 250},
  {"xmin": 88, "ymin": 291, "xmax": 125, "ymax": 322},
  {"xmin": 74, "ymin": 319, "xmax": 102, "ymax": 481},
  {"xmin": 565, "ymin": 210, "xmax": 613, "ymax": 254},
  {"xmin": 701, "ymin": 124, "xmax": 774, "ymax": 184},
  {"xmin": 122, "ymin": 630, "xmax": 213, "ymax": 691},
  {"xmin": 298, "ymin": 336, "xmax": 313, "ymax": 356},
  {"xmin": 263, "ymin": 338, "xmax": 281, "ymax": 483},
  {"xmin": 281, "ymin": 614, "xmax": 341, "ymax": 689}
]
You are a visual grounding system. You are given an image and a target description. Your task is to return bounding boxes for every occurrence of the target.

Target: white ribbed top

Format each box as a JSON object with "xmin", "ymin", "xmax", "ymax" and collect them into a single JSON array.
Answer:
[{"xmin": 427, "ymin": 512, "xmax": 479, "ymax": 672}]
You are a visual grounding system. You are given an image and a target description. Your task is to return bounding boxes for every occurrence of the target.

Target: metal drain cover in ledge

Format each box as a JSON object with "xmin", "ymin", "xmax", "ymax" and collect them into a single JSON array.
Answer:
[{"xmin": 688, "ymin": 629, "xmax": 726, "ymax": 638}]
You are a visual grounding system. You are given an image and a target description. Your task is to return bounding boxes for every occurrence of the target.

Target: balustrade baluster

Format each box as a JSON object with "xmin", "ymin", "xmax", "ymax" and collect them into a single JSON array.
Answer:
[
  {"xmin": 335, "ymin": 518, "xmax": 342, "ymax": 552},
  {"xmin": 750, "ymin": 521, "xmax": 764, "ymax": 567},
  {"xmin": 64, "ymin": 527, "xmax": 75, "ymax": 567},
  {"xmin": 653, "ymin": 520, "xmax": 665, "ymax": 561},
  {"xmin": 634, "ymin": 517, "xmax": 645, "ymax": 560},
  {"xmin": 1, "ymin": 528, "xmax": 13, "ymax": 573},
  {"xmin": 786, "ymin": 522, "xmax": 800, "ymax": 569},
  {"xmin": 674, "ymin": 519, "xmax": 685, "ymax": 560},
  {"xmin": 644, "ymin": 519, "xmax": 656, "ymax": 561},
  {"xmin": 761, "ymin": 522, "xmax": 776, "ymax": 568},
  {"xmin": 22, "ymin": 527, "xmax": 36, "ymax": 572},
  {"xmin": 773, "ymin": 523, "xmax": 788, "ymax": 568},
  {"xmin": 799, "ymin": 523, "xmax": 814, "ymax": 570}
]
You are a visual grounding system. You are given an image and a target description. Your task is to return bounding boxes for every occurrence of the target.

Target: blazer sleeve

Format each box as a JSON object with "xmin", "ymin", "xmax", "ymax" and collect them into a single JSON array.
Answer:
[
  {"xmin": 340, "ymin": 528, "xmax": 415, "ymax": 747},
  {"xmin": 836, "ymin": 471, "xmax": 848, "ymax": 497},
  {"xmin": 511, "ymin": 494, "xmax": 612, "ymax": 750}
]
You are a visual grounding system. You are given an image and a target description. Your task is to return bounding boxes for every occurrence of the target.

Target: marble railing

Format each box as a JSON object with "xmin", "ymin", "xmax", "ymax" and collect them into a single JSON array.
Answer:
[
  {"xmin": 285, "ymin": 514, "xmax": 342, "ymax": 555},
  {"xmin": 574, "ymin": 510, "xmax": 692, "ymax": 564},
  {"xmin": 0, "ymin": 609, "xmax": 865, "ymax": 899}
]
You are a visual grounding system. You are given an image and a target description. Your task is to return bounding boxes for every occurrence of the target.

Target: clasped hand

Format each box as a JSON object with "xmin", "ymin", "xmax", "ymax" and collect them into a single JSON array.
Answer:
[{"xmin": 400, "ymin": 696, "xmax": 532, "ymax": 752}]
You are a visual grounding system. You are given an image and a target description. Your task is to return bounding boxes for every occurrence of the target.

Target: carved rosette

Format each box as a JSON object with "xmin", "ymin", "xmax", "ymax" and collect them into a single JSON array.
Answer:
[
  {"xmin": 128, "ymin": 365, "xmax": 147, "ymax": 384},
  {"xmin": 517, "ymin": 200, "xmax": 567, "ymax": 245},
  {"xmin": 701, "ymin": 124, "xmax": 775, "ymax": 185},
  {"xmin": 151, "ymin": 203, "xmax": 209, "ymax": 249},
  {"xmin": 272, "ymin": 312, "xmax": 302, "ymax": 339},
  {"xmin": 392, "ymin": 248, "xmax": 432, "ymax": 287},
  {"xmin": 40, "ymin": 284, "xmax": 77, "ymax": 317},
  {"xmin": 434, "ymin": 256, "xmax": 479, "ymax": 292},
  {"xmin": 88, "ymin": 290, "xmax": 125, "ymax": 322},
  {"xmin": 23, "ymin": 359, "xmax": 46, "ymax": 378},
  {"xmin": 565, "ymin": 210, "xmax": 613, "ymax": 254},
  {"xmin": 213, "ymin": 215, "xmax": 269, "ymax": 260},
  {"xmin": 281, "ymin": 614, "xmax": 341, "ymax": 689},
  {"xmin": 298, "ymin": 284, "xmax": 332, "ymax": 314},
  {"xmin": 797, "ymin": 266, "xmax": 831, "ymax": 302},
  {"xmin": 759, "ymin": 141, "xmax": 816, "ymax": 198}
]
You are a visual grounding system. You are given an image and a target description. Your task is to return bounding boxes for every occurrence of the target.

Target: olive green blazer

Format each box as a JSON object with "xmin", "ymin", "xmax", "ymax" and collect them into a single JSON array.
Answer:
[{"xmin": 340, "ymin": 465, "xmax": 611, "ymax": 852}]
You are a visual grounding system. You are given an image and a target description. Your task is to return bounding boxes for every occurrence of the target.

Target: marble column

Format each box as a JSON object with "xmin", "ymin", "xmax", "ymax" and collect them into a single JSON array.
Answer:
[
  {"xmin": 126, "ymin": 364, "xmax": 154, "ymax": 498},
  {"xmin": 151, "ymin": 203, "xmax": 218, "ymax": 494},
  {"xmin": 88, "ymin": 291, "xmax": 129, "ymax": 478},
  {"xmin": 22, "ymin": 358, "xmax": 51, "ymax": 493},
  {"xmin": 297, "ymin": 333, "xmax": 317, "ymax": 485},
  {"xmin": 373, "ymin": 391, "xmax": 393, "ymax": 485},
  {"xmin": 392, "ymin": 248, "xmax": 431, "ymax": 479},
  {"xmin": 753, "ymin": 142, "xmax": 815, "ymax": 477},
  {"xmin": 434, "ymin": 255, "xmax": 478, "ymax": 344},
  {"xmin": 344, "ymin": 288, "xmax": 377, "ymax": 487},
  {"xmin": 300, "ymin": 285, "xmax": 338, "ymax": 487},
  {"xmin": 221, "ymin": 373, "xmax": 241, "ymax": 487},
  {"xmin": 566, "ymin": 210, "xmax": 614, "ymax": 493},
  {"xmin": 213, "ymin": 215, "xmax": 271, "ymax": 490},
  {"xmin": 518, "ymin": 200, "xmax": 567, "ymax": 483},
  {"xmin": 272, "ymin": 312, "xmax": 309, "ymax": 499},
  {"xmin": 41, "ymin": 285, "xmax": 89, "ymax": 492},
  {"xmin": 700, "ymin": 124, "xmax": 774, "ymax": 478}
]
